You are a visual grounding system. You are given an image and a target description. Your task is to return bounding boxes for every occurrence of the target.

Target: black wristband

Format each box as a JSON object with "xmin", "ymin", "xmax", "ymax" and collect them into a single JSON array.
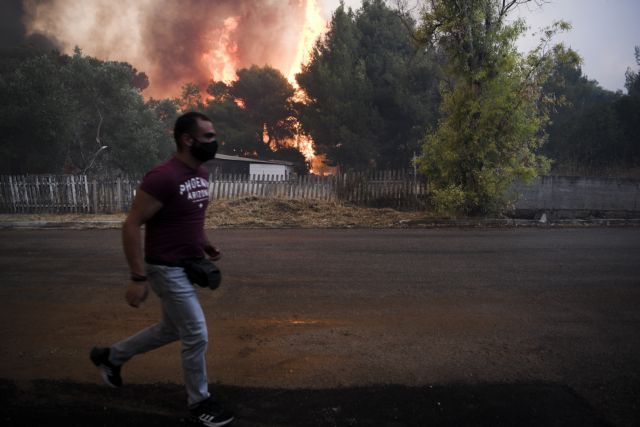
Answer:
[{"xmin": 130, "ymin": 273, "xmax": 147, "ymax": 282}]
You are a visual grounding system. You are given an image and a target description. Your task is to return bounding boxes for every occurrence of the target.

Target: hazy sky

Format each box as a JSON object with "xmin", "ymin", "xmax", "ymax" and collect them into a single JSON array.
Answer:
[{"xmin": 321, "ymin": 0, "xmax": 640, "ymax": 92}]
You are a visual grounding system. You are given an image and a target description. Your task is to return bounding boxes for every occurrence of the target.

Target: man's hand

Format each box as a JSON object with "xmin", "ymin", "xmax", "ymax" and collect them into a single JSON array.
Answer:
[
  {"xmin": 125, "ymin": 281, "xmax": 149, "ymax": 308},
  {"xmin": 204, "ymin": 245, "xmax": 222, "ymax": 261}
]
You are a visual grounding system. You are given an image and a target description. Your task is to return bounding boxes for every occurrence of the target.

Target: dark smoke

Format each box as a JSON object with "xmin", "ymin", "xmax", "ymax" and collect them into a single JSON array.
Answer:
[
  {"xmin": 0, "ymin": 0, "xmax": 60, "ymax": 51},
  {"xmin": 12, "ymin": 0, "xmax": 312, "ymax": 97},
  {"xmin": 141, "ymin": 0, "xmax": 307, "ymax": 96}
]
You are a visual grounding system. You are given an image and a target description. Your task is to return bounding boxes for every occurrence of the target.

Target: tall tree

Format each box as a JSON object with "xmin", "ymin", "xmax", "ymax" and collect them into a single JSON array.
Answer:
[
  {"xmin": 0, "ymin": 48, "xmax": 174, "ymax": 175},
  {"xmin": 176, "ymin": 82, "xmax": 204, "ymax": 112},
  {"xmin": 230, "ymin": 66, "xmax": 298, "ymax": 149},
  {"xmin": 542, "ymin": 46, "xmax": 624, "ymax": 174},
  {"xmin": 414, "ymin": 0, "xmax": 574, "ymax": 214},
  {"xmin": 297, "ymin": 0, "xmax": 441, "ymax": 170},
  {"xmin": 0, "ymin": 50, "xmax": 73, "ymax": 173},
  {"xmin": 205, "ymin": 81, "xmax": 262, "ymax": 157},
  {"xmin": 614, "ymin": 46, "xmax": 640, "ymax": 168},
  {"xmin": 63, "ymin": 48, "xmax": 172, "ymax": 174},
  {"xmin": 204, "ymin": 66, "xmax": 308, "ymax": 171}
]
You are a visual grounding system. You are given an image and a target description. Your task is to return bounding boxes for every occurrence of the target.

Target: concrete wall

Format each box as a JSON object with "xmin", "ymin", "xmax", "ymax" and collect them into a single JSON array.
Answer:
[{"xmin": 511, "ymin": 176, "xmax": 640, "ymax": 218}]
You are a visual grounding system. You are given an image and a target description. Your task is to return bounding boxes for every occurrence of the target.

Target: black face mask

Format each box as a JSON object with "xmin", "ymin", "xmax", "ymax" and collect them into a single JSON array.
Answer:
[{"xmin": 189, "ymin": 136, "xmax": 218, "ymax": 162}]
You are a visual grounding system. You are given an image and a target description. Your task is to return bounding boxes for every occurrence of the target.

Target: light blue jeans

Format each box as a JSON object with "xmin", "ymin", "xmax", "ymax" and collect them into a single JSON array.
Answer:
[{"xmin": 109, "ymin": 264, "xmax": 210, "ymax": 407}]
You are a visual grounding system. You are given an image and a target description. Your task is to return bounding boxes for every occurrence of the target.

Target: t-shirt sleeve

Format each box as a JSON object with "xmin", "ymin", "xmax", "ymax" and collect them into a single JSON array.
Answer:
[{"xmin": 139, "ymin": 167, "xmax": 174, "ymax": 204}]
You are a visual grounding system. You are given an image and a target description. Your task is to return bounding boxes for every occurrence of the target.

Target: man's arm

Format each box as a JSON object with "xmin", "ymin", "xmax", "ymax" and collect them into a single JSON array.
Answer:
[
  {"xmin": 122, "ymin": 189, "xmax": 163, "ymax": 307},
  {"xmin": 202, "ymin": 230, "xmax": 222, "ymax": 261}
]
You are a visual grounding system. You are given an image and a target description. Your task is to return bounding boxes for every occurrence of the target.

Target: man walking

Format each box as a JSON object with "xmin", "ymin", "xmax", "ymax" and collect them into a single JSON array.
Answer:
[{"xmin": 90, "ymin": 112, "xmax": 234, "ymax": 426}]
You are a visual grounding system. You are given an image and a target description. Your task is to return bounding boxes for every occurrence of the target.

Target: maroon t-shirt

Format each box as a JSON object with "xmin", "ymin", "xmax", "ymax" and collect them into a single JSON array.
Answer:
[{"xmin": 140, "ymin": 157, "xmax": 209, "ymax": 263}]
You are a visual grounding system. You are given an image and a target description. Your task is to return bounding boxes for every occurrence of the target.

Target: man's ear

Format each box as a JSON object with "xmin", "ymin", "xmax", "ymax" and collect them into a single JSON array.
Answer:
[{"xmin": 179, "ymin": 133, "xmax": 192, "ymax": 150}]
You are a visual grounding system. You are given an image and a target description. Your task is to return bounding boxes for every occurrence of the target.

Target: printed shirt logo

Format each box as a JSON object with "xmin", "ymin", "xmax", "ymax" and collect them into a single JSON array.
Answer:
[{"xmin": 179, "ymin": 177, "xmax": 209, "ymax": 206}]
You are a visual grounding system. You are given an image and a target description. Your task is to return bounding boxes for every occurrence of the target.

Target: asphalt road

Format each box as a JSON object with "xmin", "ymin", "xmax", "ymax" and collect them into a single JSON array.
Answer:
[{"xmin": 0, "ymin": 227, "xmax": 639, "ymax": 426}]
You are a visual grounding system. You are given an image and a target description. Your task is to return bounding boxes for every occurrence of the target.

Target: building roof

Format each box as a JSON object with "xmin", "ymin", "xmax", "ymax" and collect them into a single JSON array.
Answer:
[{"xmin": 213, "ymin": 153, "xmax": 296, "ymax": 166}]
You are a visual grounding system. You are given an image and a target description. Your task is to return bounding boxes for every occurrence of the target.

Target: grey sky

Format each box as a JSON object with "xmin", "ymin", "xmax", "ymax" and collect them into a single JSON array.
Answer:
[{"xmin": 321, "ymin": 0, "xmax": 640, "ymax": 92}]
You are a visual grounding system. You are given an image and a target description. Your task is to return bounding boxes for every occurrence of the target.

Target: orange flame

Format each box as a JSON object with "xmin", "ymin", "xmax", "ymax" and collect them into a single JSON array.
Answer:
[
  {"xmin": 285, "ymin": 0, "xmax": 326, "ymax": 172},
  {"xmin": 20, "ymin": 0, "xmax": 333, "ymax": 172},
  {"xmin": 287, "ymin": 0, "xmax": 325, "ymax": 86},
  {"xmin": 204, "ymin": 16, "xmax": 240, "ymax": 83},
  {"xmin": 200, "ymin": 1, "xmax": 327, "ymax": 172}
]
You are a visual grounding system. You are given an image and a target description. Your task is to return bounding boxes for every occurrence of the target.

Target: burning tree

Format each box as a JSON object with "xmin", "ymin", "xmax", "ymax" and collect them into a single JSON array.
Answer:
[
  {"xmin": 204, "ymin": 66, "xmax": 308, "ymax": 172},
  {"xmin": 296, "ymin": 0, "xmax": 442, "ymax": 171}
]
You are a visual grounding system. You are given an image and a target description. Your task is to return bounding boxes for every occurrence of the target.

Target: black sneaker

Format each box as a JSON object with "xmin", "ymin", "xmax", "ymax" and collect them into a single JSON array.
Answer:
[
  {"xmin": 90, "ymin": 347, "xmax": 122, "ymax": 388},
  {"xmin": 189, "ymin": 397, "xmax": 234, "ymax": 427}
]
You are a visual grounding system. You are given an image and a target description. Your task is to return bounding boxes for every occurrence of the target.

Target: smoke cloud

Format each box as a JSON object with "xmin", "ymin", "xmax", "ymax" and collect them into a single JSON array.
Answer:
[
  {"xmin": 18, "ymin": 0, "xmax": 323, "ymax": 98},
  {"xmin": 0, "ymin": 0, "xmax": 60, "ymax": 51}
]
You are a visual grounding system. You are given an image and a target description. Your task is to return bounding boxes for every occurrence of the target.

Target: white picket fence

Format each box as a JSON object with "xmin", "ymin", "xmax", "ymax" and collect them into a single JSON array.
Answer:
[
  {"xmin": 211, "ymin": 173, "xmax": 336, "ymax": 201},
  {"xmin": 0, "ymin": 175, "xmax": 138, "ymax": 213},
  {"xmin": 0, "ymin": 171, "xmax": 428, "ymax": 214}
]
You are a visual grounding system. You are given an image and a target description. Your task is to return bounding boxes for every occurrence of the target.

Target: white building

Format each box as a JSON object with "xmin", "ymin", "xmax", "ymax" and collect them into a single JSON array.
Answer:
[{"xmin": 207, "ymin": 154, "xmax": 296, "ymax": 180}]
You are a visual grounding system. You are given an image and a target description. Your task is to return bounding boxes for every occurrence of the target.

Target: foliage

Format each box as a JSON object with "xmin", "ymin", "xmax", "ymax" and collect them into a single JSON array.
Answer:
[
  {"xmin": 296, "ymin": 0, "xmax": 441, "ymax": 170},
  {"xmin": 204, "ymin": 65, "xmax": 308, "ymax": 172},
  {"xmin": 230, "ymin": 66, "xmax": 298, "ymax": 147},
  {"xmin": 415, "ymin": 1, "xmax": 572, "ymax": 215},
  {"xmin": 0, "ymin": 49, "xmax": 73, "ymax": 174},
  {"xmin": 542, "ymin": 45, "xmax": 640, "ymax": 174},
  {"xmin": 429, "ymin": 184, "xmax": 466, "ymax": 216},
  {"xmin": 176, "ymin": 82, "xmax": 204, "ymax": 112},
  {"xmin": 542, "ymin": 47, "xmax": 622, "ymax": 173},
  {"xmin": 0, "ymin": 46, "xmax": 175, "ymax": 175},
  {"xmin": 614, "ymin": 46, "xmax": 640, "ymax": 167}
]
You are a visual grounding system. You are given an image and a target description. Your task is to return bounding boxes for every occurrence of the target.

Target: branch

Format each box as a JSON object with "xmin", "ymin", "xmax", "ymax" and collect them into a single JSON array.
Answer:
[
  {"xmin": 95, "ymin": 108, "xmax": 103, "ymax": 149},
  {"xmin": 492, "ymin": 41, "xmax": 554, "ymax": 138},
  {"xmin": 498, "ymin": 0, "xmax": 549, "ymax": 23},
  {"xmin": 393, "ymin": 0, "xmax": 437, "ymax": 46}
]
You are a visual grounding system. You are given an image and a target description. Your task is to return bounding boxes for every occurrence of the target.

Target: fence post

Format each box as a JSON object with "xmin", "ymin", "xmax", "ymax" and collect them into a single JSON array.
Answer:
[
  {"xmin": 83, "ymin": 175, "xmax": 90, "ymax": 213},
  {"xmin": 116, "ymin": 177, "xmax": 122, "ymax": 212},
  {"xmin": 47, "ymin": 175, "xmax": 55, "ymax": 211},
  {"xmin": 92, "ymin": 179, "xmax": 98, "ymax": 213},
  {"xmin": 8, "ymin": 176, "xmax": 17, "ymax": 213},
  {"xmin": 70, "ymin": 175, "xmax": 78, "ymax": 213}
]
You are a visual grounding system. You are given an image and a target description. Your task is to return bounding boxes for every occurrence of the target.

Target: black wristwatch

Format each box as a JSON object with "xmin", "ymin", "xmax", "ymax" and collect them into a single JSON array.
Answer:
[{"xmin": 130, "ymin": 273, "xmax": 148, "ymax": 282}]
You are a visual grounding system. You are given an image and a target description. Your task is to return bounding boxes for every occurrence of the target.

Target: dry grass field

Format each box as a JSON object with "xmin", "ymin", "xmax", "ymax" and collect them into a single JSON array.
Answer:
[{"xmin": 0, "ymin": 197, "xmax": 434, "ymax": 229}]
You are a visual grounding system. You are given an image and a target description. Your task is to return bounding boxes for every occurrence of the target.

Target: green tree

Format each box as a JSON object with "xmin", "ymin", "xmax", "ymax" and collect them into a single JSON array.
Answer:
[
  {"xmin": 614, "ymin": 46, "xmax": 640, "ymax": 168},
  {"xmin": 297, "ymin": 0, "xmax": 441, "ymax": 170},
  {"xmin": 540, "ymin": 46, "xmax": 640, "ymax": 175},
  {"xmin": 205, "ymin": 81, "xmax": 260, "ymax": 157},
  {"xmin": 542, "ymin": 47, "xmax": 624, "ymax": 174},
  {"xmin": 355, "ymin": 0, "xmax": 442, "ymax": 168},
  {"xmin": 176, "ymin": 82, "xmax": 204, "ymax": 112},
  {"xmin": 0, "ymin": 48, "xmax": 174, "ymax": 175},
  {"xmin": 230, "ymin": 65, "xmax": 298, "ymax": 148},
  {"xmin": 0, "ymin": 50, "xmax": 73, "ymax": 173},
  {"xmin": 63, "ymin": 48, "xmax": 172, "ymax": 174},
  {"xmin": 204, "ymin": 66, "xmax": 308, "ymax": 171},
  {"xmin": 415, "ymin": 1, "xmax": 573, "ymax": 214}
]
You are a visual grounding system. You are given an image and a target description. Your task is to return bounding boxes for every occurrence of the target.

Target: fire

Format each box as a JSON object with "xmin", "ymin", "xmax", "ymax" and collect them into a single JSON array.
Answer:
[
  {"xmin": 203, "ymin": 16, "xmax": 240, "ymax": 83},
  {"xmin": 286, "ymin": 0, "xmax": 325, "ymax": 86},
  {"xmin": 22, "ymin": 0, "xmax": 330, "ymax": 172},
  {"xmin": 201, "ymin": 0, "xmax": 327, "ymax": 171},
  {"xmin": 285, "ymin": 0, "xmax": 326, "ymax": 171},
  {"xmin": 200, "ymin": 0, "xmax": 325, "ymax": 90}
]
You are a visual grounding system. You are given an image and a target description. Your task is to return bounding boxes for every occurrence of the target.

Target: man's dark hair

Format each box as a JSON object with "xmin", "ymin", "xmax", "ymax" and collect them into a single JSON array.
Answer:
[{"xmin": 173, "ymin": 111, "xmax": 213, "ymax": 150}]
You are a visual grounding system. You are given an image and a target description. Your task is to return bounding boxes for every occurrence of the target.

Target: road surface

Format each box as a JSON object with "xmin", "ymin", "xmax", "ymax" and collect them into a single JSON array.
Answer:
[{"xmin": 0, "ymin": 227, "xmax": 638, "ymax": 426}]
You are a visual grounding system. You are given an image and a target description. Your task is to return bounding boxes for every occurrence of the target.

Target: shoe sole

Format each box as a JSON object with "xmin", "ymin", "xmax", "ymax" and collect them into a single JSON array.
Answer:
[
  {"xmin": 90, "ymin": 347, "xmax": 121, "ymax": 388},
  {"xmin": 190, "ymin": 415, "xmax": 235, "ymax": 427},
  {"xmin": 99, "ymin": 369, "xmax": 119, "ymax": 388}
]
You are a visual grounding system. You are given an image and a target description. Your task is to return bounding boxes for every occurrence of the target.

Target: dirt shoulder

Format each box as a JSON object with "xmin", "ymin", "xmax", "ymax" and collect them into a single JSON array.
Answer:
[
  {"xmin": 2, "ymin": 197, "xmax": 638, "ymax": 229},
  {"xmin": 0, "ymin": 198, "xmax": 432, "ymax": 229}
]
